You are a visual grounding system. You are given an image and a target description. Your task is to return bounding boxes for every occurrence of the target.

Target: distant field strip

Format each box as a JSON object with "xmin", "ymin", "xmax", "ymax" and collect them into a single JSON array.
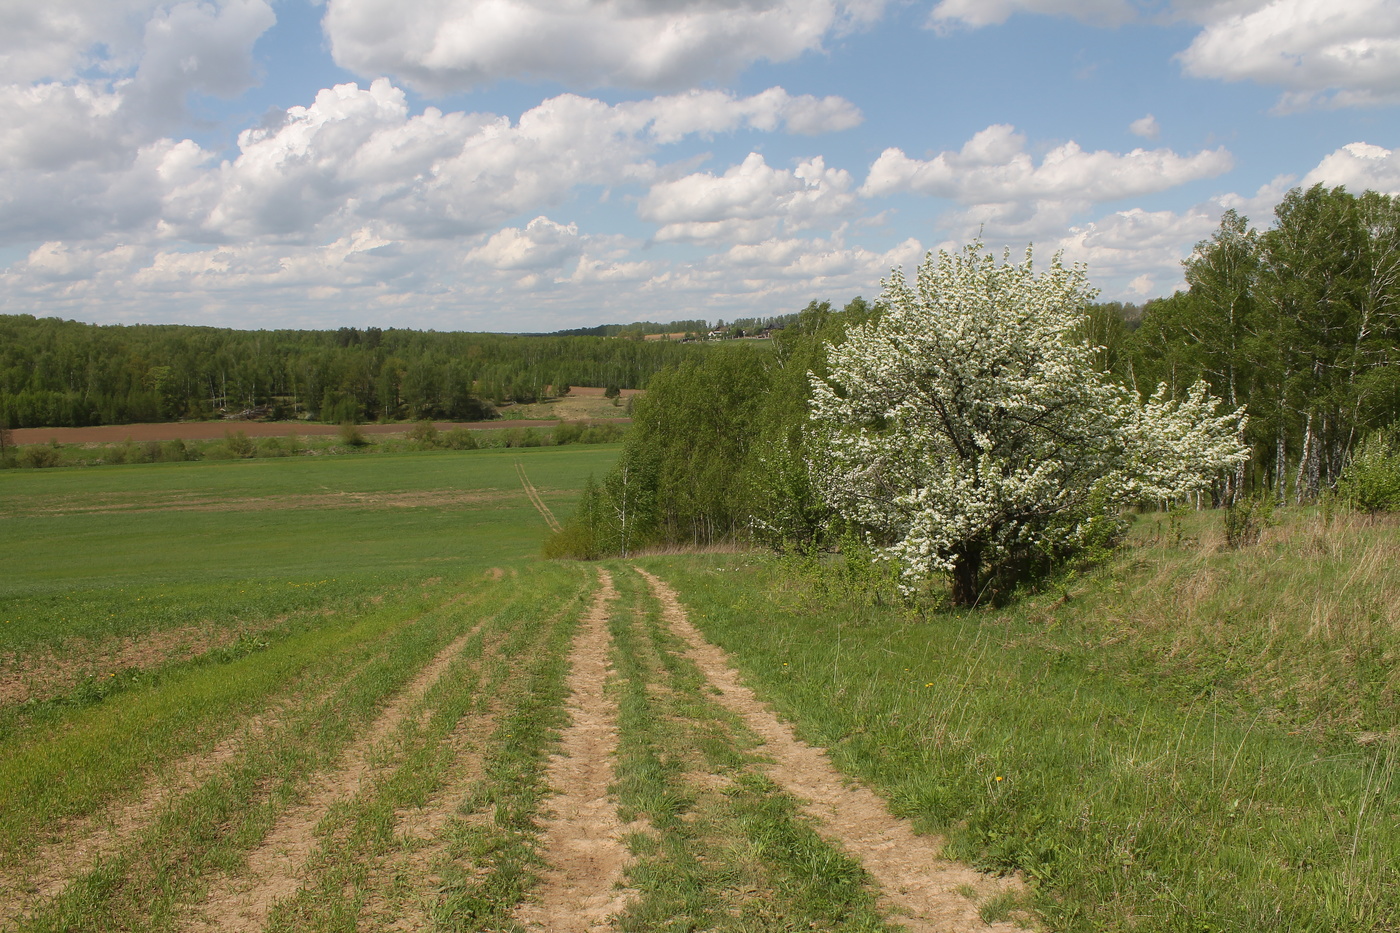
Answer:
[
  {"xmin": 636, "ymin": 568, "xmax": 1026, "ymax": 932},
  {"xmin": 516, "ymin": 461, "xmax": 562, "ymax": 532},
  {"xmin": 1, "ymin": 489, "xmax": 514, "ymax": 518}
]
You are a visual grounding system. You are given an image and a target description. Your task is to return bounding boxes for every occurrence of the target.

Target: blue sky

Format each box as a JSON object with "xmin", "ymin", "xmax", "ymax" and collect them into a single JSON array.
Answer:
[{"xmin": 1, "ymin": 0, "xmax": 1397, "ymax": 332}]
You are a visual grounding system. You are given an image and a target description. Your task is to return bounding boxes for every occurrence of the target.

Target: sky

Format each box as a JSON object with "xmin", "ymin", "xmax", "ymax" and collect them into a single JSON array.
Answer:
[{"xmin": 1, "ymin": 0, "xmax": 1398, "ymax": 333}]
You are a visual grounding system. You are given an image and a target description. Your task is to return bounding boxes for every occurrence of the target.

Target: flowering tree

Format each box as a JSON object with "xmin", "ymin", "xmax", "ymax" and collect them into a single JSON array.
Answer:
[{"xmin": 808, "ymin": 244, "xmax": 1249, "ymax": 605}]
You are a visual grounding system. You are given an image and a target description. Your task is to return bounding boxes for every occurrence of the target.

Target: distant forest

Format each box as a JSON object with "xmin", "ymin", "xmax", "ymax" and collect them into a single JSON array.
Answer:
[
  {"xmin": 6, "ymin": 184, "xmax": 1396, "ymax": 451},
  {"xmin": 0, "ymin": 317, "xmax": 710, "ymax": 428}
]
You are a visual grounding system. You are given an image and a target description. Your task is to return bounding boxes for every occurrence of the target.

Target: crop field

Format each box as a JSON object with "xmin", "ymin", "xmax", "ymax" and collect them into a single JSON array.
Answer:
[
  {"xmin": 3, "ymin": 449, "xmax": 1397, "ymax": 932},
  {"xmin": 1, "ymin": 447, "xmax": 1026, "ymax": 933}
]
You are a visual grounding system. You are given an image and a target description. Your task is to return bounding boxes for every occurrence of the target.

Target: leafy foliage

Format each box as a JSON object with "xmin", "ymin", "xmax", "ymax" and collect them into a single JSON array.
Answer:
[
  {"xmin": 1128, "ymin": 186, "xmax": 1400, "ymax": 504},
  {"xmin": 1335, "ymin": 429, "xmax": 1400, "ymax": 513},
  {"xmin": 545, "ymin": 299, "xmax": 876, "ymax": 560},
  {"xmin": 809, "ymin": 244, "xmax": 1248, "ymax": 604}
]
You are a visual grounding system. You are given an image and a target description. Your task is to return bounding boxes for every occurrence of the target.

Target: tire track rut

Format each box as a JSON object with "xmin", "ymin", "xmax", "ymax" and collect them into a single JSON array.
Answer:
[
  {"xmin": 183, "ymin": 617, "xmax": 490, "ymax": 933},
  {"xmin": 516, "ymin": 461, "xmax": 562, "ymax": 532},
  {"xmin": 515, "ymin": 568, "xmax": 635, "ymax": 933},
  {"xmin": 0, "ymin": 616, "xmax": 409, "ymax": 925},
  {"xmin": 637, "ymin": 567, "xmax": 1027, "ymax": 933}
]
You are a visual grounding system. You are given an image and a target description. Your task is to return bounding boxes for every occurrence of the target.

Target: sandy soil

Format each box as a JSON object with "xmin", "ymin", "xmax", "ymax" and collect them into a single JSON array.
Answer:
[
  {"xmin": 636, "ymin": 568, "xmax": 1030, "ymax": 933},
  {"xmin": 516, "ymin": 569, "xmax": 636, "ymax": 933},
  {"xmin": 0, "ymin": 617, "xmax": 288, "ymax": 707},
  {"xmin": 183, "ymin": 618, "xmax": 487, "ymax": 933}
]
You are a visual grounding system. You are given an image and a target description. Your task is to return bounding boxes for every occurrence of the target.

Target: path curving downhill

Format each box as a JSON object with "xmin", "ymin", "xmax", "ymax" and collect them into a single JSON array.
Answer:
[{"xmin": 636, "ymin": 567, "xmax": 1028, "ymax": 933}]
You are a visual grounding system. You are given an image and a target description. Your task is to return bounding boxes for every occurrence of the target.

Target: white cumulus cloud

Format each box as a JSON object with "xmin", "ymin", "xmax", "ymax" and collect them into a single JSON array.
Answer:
[
  {"xmin": 324, "ymin": 0, "xmax": 884, "ymax": 93},
  {"xmin": 1300, "ymin": 142, "xmax": 1400, "ymax": 194},
  {"xmin": 860, "ymin": 124, "xmax": 1233, "ymax": 240},
  {"xmin": 467, "ymin": 217, "xmax": 584, "ymax": 271},
  {"xmin": 1177, "ymin": 0, "xmax": 1400, "ymax": 110},
  {"xmin": 640, "ymin": 152, "xmax": 857, "ymax": 244},
  {"xmin": 1129, "ymin": 114, "xmax": 1160, "ymax": 140}
]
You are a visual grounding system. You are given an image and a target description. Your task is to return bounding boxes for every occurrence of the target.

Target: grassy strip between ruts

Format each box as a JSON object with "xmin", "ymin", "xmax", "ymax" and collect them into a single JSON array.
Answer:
[
  {"xmin": 425, "ymin": 569, "xmax": 590, "ymax": 932},
  {"xmin": 607, "ymin": 564, "xmax": 898, "ymax": 932},
  {"xmin": 264, "ymin": 563, "xmax": 592, "ymax": 932},
  {"xmin": 637, "ymin": 513, "xmax": 1399, "ymax": 933},
  {"xmin": 5, "ymin": 574, "xmax": 514, "ymax": 933}
]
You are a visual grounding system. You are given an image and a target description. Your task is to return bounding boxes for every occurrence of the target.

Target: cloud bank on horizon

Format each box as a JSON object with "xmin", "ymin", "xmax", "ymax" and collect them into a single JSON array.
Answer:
[{"xmin": 1, "ymin": 0, "xmax": 1397, "ymax": 331}]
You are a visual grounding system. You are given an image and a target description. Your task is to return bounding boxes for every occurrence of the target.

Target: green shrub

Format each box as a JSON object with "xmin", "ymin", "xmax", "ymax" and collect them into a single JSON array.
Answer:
[
  {"xmin": 257, "ymin": 436, "xmax": 292, "ymax": 457},
  {"xmin": 19, "ymin": 444, "xmax": 63, "ymax": 468},
  {"xmin": 442, "ymin": 427, "xmax": 478, "ymax": 450},
  {"xmin": 1336, "ymin": 429, "xmax": 1400, "ymax": 513},
  {"xmin": 161, "ymin": 439, "xmax": 197, "ymax": 462},
  {"xmin": 222, "ymin": 429, "xmax": 257, "ymax": 459},
  {"xmin": 502, "ymin": 427, "xmax": 543, "ymax": 448},
  {"xmin": 407, "ymin": 420, "xmax": 440, "ymax": 449},
  {"xmin": 580, "ymin": 422, "xmax": 625, "ymax": 444},
  {"xmin": 1222, "ymin": 492, "xmax": 1274, "ymax": 548},
  {"xmin": 553, "ymin": 421, "xmax": 584, "ymax": 445},
  {"xmin": 339, "ymin": 421, "xmax": 368, "ymax": 447}
]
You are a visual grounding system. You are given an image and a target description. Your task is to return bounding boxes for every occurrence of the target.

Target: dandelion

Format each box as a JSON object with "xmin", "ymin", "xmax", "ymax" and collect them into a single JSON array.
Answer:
[{"xmin": 995, "ymin": 776, "xmax": 1003, "ymax": 782}]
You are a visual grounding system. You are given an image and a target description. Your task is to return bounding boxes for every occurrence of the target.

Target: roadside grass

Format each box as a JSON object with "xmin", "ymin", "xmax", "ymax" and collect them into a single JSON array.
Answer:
[
  {"xmin": 1036, "ymin": 508, "xmax": 1400, "ymax": 739},
  {"xmin": 607, "ymin": 565, "xmax": 896, "ymax": 932},
  {"xmin": 640, "ymin": 507, "xmax": 1399, "ymax": 932}
]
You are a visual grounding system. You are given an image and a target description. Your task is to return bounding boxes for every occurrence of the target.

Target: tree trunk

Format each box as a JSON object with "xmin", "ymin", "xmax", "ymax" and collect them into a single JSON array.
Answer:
[{"xmin": 951, "ymin": 549, "xmax": 983, "ymax": 607}]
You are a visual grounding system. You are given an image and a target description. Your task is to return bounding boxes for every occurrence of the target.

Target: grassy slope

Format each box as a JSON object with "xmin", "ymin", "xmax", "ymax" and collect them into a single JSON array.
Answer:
[{"xmin": 640, "ymin": 510, "xmax": 1399, "ymax": 932}]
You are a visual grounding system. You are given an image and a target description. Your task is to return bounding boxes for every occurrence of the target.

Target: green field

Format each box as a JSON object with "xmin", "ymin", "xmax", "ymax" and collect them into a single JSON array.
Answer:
[{"xmin": 2, "ymin": 450, "xmax": 1396, "ymax": 932}]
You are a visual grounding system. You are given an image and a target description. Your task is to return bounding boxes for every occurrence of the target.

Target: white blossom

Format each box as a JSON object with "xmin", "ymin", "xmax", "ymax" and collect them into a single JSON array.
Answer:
[{"xmin": 808, "ymin": 243, "xmax": 1249, "ymax": 601}]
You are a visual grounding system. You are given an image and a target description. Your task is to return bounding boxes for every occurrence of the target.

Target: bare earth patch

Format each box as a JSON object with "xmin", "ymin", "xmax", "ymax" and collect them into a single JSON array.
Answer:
[
  {"xmin": 637, "ymin": 568, "xmax": 1031, "ymax": 933},
  {"xmin": 515, "ymin": 568, "xmax": 637, "ymax": 933},
  {"xmin": 182, "ymin": 618, "xmax": 487, "ymax": 933},
  {"xmin": 9, "ymin": 420, "xmax": 557, "ymax": 446},
  {"xmin": 0, "ymin": 619, "xmax": 285, "ymax": 707}
]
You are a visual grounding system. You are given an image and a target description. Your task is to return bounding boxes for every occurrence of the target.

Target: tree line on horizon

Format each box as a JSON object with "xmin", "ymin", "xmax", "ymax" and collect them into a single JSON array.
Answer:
[{"xmin": 0, "ymin": 319, "xmax": 711, "ymax": 429}]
